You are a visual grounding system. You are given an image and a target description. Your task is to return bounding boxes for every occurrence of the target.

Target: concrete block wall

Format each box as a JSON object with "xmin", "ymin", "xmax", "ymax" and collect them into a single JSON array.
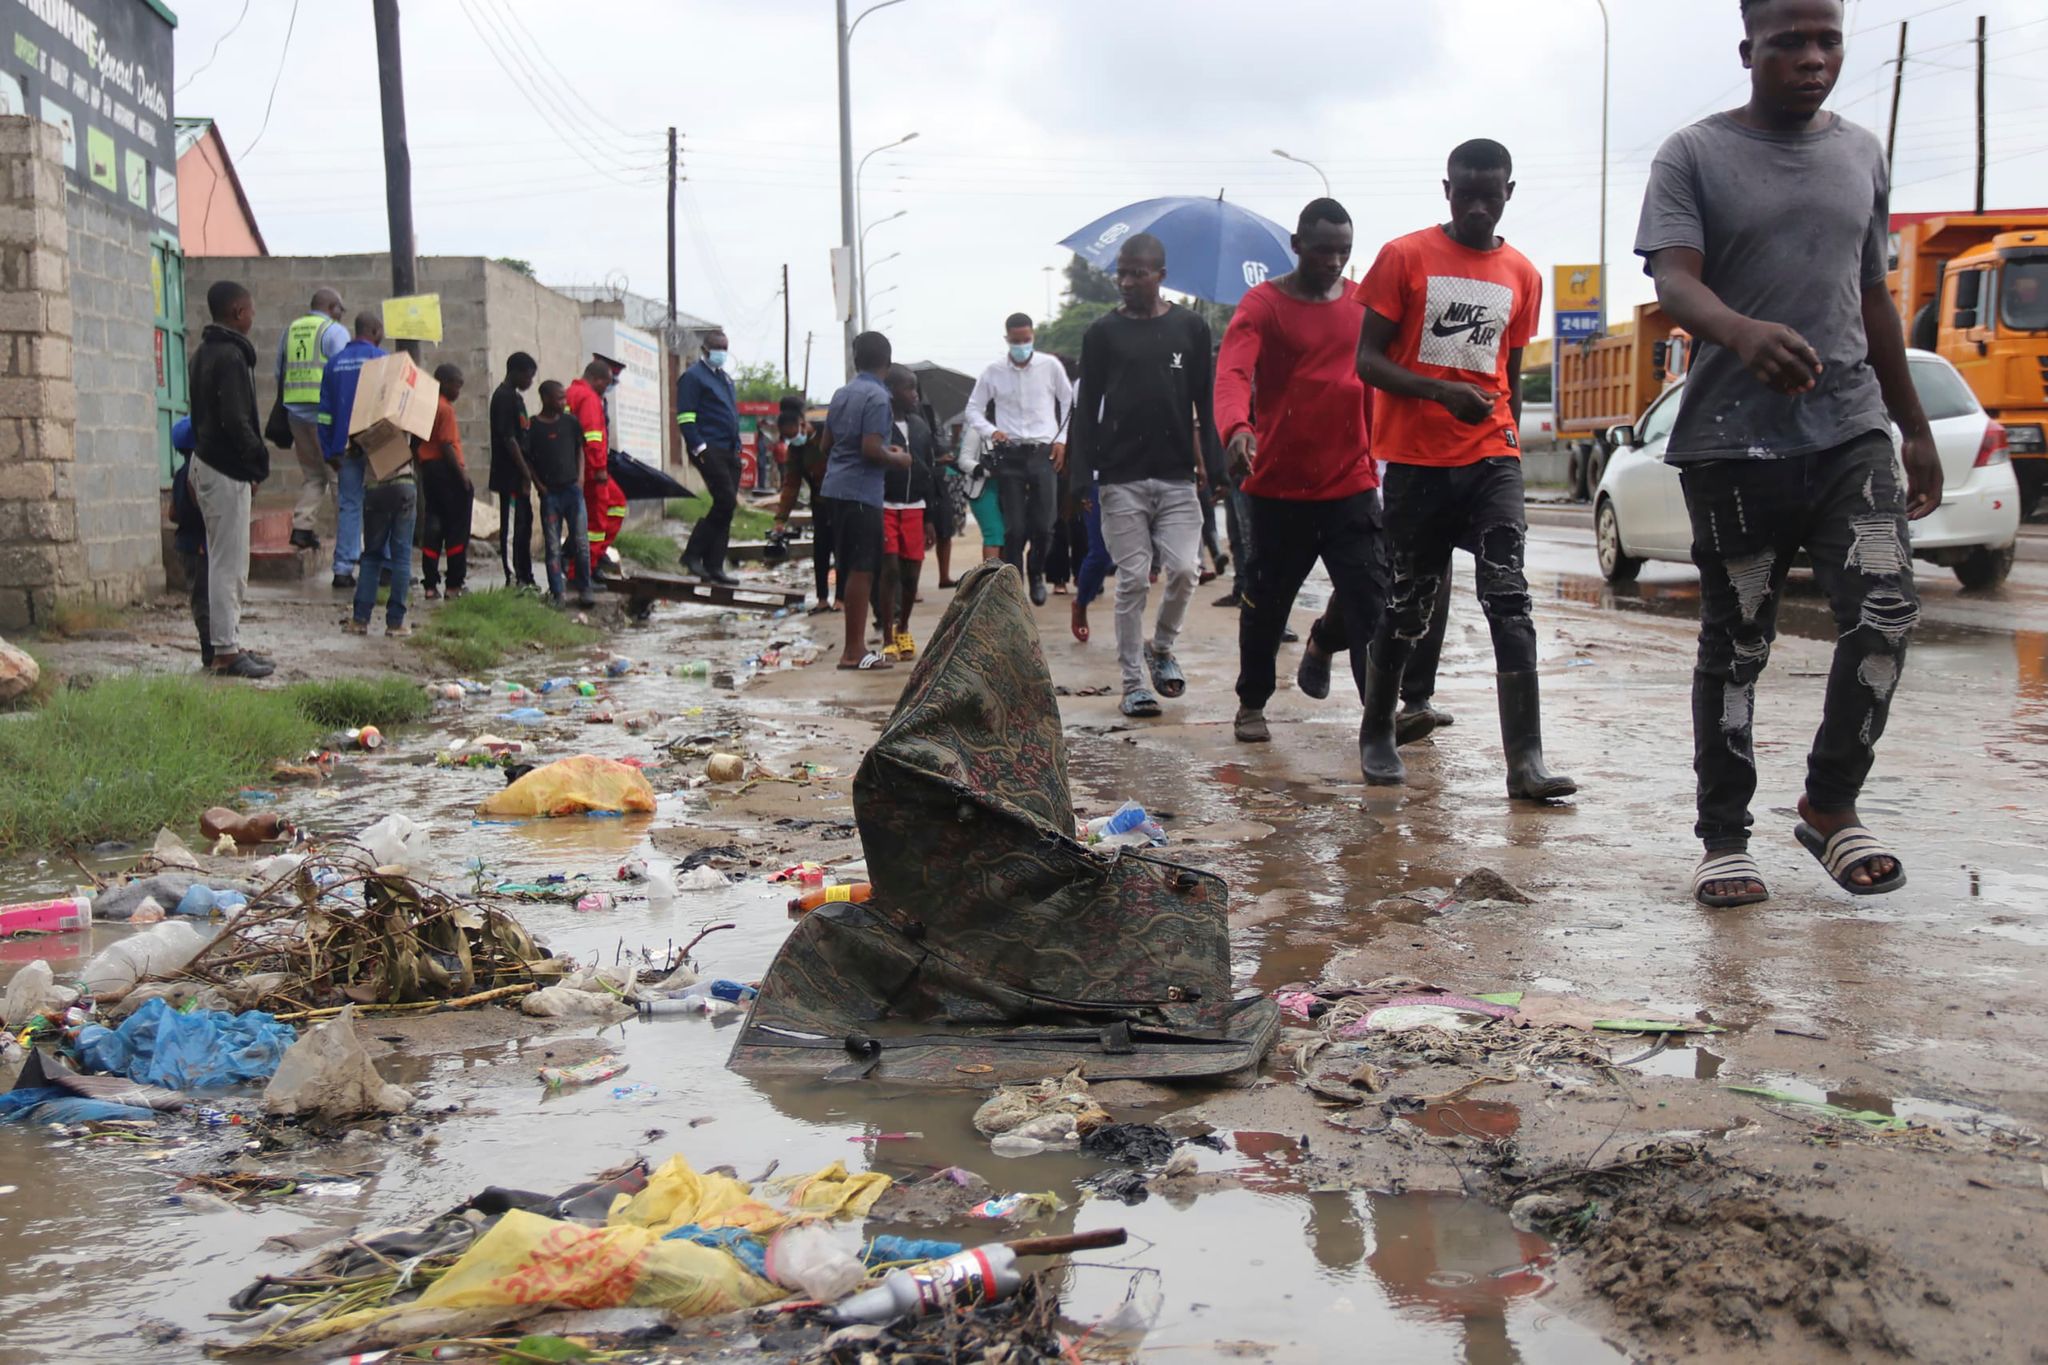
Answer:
[
  {"xmin": 66, "ymin": 194, "xmax": 159, "ymax": 603},
  {"xmin": 0, "ymin": 117, "xmax": 80, "ymax": 629},
  {"xmin": 186, "ymin": 255, "xmax": 588, "ymax": 505}
]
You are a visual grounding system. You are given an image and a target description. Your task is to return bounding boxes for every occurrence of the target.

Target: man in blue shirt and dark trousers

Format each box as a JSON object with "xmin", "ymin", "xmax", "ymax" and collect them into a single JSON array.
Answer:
[
  {"xmin": 316, "ymin": 313, "xmax": 388, "ymax": 589},
  {"xmin": 675, "ymin": 329, "xmax": 743, "ymax": 585}
]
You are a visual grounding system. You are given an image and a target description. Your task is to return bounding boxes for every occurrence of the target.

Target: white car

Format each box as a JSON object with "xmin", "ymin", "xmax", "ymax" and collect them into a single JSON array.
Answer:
[{"xmin": 1594, "ymin": 349, "xmax": 2022, "ymax": 589}]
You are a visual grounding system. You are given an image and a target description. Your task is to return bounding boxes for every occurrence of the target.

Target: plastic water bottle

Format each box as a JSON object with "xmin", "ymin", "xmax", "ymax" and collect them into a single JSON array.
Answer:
[
  {"xmin": 538, "ymin": 676, "xmax": 575, "ymax": 694},
  {"xmin": 1082, "ymin": 801, "xmax": 1165, "ymax": 848},
  {"xmin": 673, "ymin": 660, "xmax": 710, "ymax": 679},
  {"xmin": 828, "ymin": 1245, "xmax": 1024, "ymax": 1324}
]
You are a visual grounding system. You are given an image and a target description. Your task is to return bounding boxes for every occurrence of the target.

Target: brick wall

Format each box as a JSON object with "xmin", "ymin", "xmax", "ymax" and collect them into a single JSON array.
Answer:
[
  {"xmin": 65, "ymin": 193, "xmax": 158, "ymax": 604},
  {"xmin": 0, "ymin": 117, "xmax": 79, "ymax": 629}
]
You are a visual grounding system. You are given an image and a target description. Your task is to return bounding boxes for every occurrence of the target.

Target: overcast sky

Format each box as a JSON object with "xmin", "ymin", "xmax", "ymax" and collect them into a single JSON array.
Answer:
[{"xmin": 174, "ymin": 0, "xmax": 2048, "ymax": 389}]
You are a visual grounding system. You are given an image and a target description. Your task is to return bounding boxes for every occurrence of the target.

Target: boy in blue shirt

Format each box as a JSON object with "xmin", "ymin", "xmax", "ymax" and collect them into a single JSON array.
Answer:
[{"xmin": 818, "ymin": 331, "xmax": 911, "ymax": 670}]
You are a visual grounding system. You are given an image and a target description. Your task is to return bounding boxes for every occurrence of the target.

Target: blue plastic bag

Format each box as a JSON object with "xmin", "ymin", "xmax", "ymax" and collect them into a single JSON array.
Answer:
[
  {"xmin": 72, "ymin": 997, "xmax": 296, "ymax": 1089},
  {"xmin": 0, "ymin": 1087, "xmax": 157, "ymax": 1125}
]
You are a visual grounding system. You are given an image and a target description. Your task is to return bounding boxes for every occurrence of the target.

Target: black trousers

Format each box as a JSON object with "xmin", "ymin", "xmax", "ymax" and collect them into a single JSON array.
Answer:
[
  {"xmin": 1311, "ymin": 570, "xmax": 1453, "ymax": 704},
  {"xmin": 1370, "ymin": 457, "xmax": 1536, "ymax": 675},
  {"xmin": 996, "ymin": 446, "xmax": 1056, "ymax": 582},
  {"xmin": 1235, "ymin": 491, "xmax": 1389, "ymax": 710},
  {"xmin": 181, "ymin": 548, "xmax": 211, "ymax": 664},
  {"xmin": 811, "ymin": 494, "xmax": 837, "ymax": 604},
  {"xmin": 1223, "ymin": 484, "xmax": 1254, "ymax": 596},
  {"xmin": 497, "ymin": 488, "xmax": 535, "ymax": 588},
  {"xmin": 418, "ymin": 457, "xmax": 471, "ymax": 592},
  {"xmin": 1679, "ymin": 431, "xmax": 1917, "ymax": 851},
  {"xmin": 684, "ymin": 447, "xmax": 742, "ymax": 574}
]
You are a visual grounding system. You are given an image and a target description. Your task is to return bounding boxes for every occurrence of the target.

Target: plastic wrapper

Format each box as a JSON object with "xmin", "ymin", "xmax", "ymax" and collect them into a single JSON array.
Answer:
[{"xmin": 477, "ymin": 756, "xmax": 657, "ymax": 819}]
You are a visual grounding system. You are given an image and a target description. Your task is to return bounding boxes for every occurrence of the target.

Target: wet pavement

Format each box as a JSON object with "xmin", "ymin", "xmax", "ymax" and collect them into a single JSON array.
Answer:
[{"xmin": 2, "ymin": 514, "xmax": 2045, "ymax": 1362}]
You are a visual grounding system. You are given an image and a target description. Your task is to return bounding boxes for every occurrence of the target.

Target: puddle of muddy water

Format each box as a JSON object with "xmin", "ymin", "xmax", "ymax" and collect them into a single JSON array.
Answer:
[{"xmin": 0, "ymin": 595, "xmax": 1637, "ymax": 1364}]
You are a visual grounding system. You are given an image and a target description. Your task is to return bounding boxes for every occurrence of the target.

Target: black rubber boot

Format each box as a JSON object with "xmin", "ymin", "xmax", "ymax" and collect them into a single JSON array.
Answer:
[
  {"xmin": 1497, "ymin": 670, "xmax": 1577, "ymax": 800},
  {"xmin": 1358, "ymin": 644, "xmax": 1408, "ymax": 786},
  {"xmin": 1395, "ymin": 701, "xmax": 1441, "ymax": 747}
]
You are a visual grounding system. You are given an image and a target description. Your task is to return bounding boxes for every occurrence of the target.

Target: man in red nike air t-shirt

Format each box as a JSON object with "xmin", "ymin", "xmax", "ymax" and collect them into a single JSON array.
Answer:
[
  {"xmin": 1214, "ymin": 197, "xmax": 1386, "ymax": 754},
  {"xmin": 1353, "ymin": 138, "xmax": 1575, "ymax": 801}
]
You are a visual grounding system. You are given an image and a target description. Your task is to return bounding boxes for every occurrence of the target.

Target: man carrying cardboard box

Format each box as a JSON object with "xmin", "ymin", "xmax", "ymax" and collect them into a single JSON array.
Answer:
[{"xmin": 318, "ymin": 313, "xmax": 388, "ymax": 590}]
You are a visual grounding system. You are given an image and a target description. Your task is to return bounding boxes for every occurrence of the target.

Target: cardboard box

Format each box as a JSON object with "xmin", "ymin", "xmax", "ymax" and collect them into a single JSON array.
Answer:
[{"xmin": 348, "ymin": 352, "xmax": 439, "ymax": 480}]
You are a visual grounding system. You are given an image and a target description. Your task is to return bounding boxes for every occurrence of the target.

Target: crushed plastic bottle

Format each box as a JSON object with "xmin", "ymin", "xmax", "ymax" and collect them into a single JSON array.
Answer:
[
  {"xmin": 1080, "ymin": 800, "xmax": 1166, "ymax": 849},
  {"xmin": 538, "ymin": 1056, "xmax": 628, "ymax": 1089},
  {"xmin": 538, "ymin": 676, "xmax": 576, "ymax": 694},
  {"xmin": 672, "ymin": 660, "xmax": 711, "ymax": 679}
]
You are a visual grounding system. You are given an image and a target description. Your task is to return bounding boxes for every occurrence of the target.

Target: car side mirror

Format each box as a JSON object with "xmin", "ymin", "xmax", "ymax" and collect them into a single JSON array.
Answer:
[{"xmin": 1605, "ymin": 424, "xmax": 1636, "ymax": 450}]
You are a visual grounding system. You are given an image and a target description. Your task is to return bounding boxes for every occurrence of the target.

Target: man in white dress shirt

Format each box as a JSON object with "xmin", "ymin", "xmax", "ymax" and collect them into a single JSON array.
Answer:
[{"xmin": 964, "ymin": 312, "xmax": 1074, "ymax": 604}]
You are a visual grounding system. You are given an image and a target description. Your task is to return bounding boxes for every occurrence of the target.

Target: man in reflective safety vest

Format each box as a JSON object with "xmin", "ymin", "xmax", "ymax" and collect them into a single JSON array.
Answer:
[
  {"xmin": 276, "ymin": 288, "xmax": 350, "ymax": 552},
  {"xmin": 564, "ymin": 360, "xmax": 624, "ymax": 562}
]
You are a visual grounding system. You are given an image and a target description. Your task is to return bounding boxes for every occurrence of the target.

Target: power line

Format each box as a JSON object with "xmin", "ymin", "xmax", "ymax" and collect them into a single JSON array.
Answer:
[
  {"xmin": 176, "ymin": 0, "xmax": 251, "ymax": 93},
  {"xmin": 449, "ymin": 0, "xmax": 652, "ymax": 186},
  {"xmin": 237, "ymin": 0, "xmax": 302, "ymax": 160},
  {"xmin": 484, "ymin": 0, "xmax": 629, "ymax": 136}
]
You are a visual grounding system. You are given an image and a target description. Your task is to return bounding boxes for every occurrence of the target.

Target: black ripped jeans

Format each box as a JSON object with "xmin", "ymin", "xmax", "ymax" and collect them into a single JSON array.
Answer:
[
  {"xmin": 1679, "ymin": 430, "xmax": 1917, "ymax": 852},
  {"xmin": 1370, "ymin": 457, "xmax": 1537, "ymax": 675}
]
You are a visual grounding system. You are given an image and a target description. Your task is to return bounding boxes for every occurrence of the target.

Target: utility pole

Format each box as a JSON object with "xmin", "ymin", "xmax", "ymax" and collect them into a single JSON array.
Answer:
[
  {"xmin": 1596, "ymin": 0, "xmax": 1609, "ymax": 336},
  {"xmin": 802, "ymin": 331, "xmax": 815, "ymax": 398},
  {"xmin": 371, "ymin": 0, "xmax": 418, "ymax": 359},
  {"xmin": 666, "ymin": 127, "xmax": 678, "ymax": 335},
  {"xmin": 1886, "ymin": 21, "xmax": 1908, "ymax": 177},
  {"xmin": 1974, "ymin": 15, "xmax": 1987, "ymax": 213},
  {"xmin": 835, "ymin": 0, "xmax": 857, "ymax": 381},
  {"xmin": 782, "ymin": 263, "xmax": 792, "ymax": 388}
]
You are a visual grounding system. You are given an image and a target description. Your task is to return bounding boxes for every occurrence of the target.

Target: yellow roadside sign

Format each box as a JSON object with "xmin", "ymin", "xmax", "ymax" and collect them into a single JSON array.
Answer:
[{"xmin": 382, "ymin": 294, "xmax": 444, "ymax": 343}]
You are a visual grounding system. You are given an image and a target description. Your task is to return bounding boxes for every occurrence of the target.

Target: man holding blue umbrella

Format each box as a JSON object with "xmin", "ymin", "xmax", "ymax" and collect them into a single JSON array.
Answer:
[{"xmin": 1069, "ymin": 233, "xmax": 1227, "ymax": 719}]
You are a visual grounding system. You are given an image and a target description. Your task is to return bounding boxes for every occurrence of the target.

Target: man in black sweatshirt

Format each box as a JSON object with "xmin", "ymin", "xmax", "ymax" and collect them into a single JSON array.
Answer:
[
  {"xmin": 188, "ymin": 280, "xmax": 274, "ymax": 679},
  {"xmin": 1069, "ymin": 232, "xmax": 1226, "ymax": 718}
]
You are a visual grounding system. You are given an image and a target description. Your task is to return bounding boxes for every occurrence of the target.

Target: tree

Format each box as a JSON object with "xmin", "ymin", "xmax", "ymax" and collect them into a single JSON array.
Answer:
[
  {"xmin": 732, "ymin": 360, "xmax": 789, "ymax": 404},
  {"xmin": 1032, "ymin": 254, "xmax": 1235, "ymax": 364},
  {"xmin": 493, "ymin": 257, "xmax": 535, "ymax": 277},
  {"xmin": 1521, "ymin": 366, "xmax": 1553, "ymax": 404}
]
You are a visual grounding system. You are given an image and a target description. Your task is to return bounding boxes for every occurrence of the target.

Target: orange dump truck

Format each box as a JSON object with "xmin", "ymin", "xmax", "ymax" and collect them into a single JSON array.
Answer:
[
  {"xmin": 1891, "ymin": 210, "xmax": 2048, "ymax": 517},
  {"xmin": 1553, "ymin": 302, "xmax": 1692, "ymax": 500}
]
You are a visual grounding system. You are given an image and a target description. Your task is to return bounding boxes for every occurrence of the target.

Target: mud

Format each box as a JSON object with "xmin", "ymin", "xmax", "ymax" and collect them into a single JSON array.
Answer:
[{"xmin": 3, "ymin": 524, "xmax": 2046, "ymax": 1363}]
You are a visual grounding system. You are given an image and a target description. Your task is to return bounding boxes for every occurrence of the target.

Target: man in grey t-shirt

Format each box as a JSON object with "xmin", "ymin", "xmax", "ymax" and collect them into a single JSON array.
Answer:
[{"xmin": 1635, "ymin": 0, "xmax": 1940, "ymax": 909}]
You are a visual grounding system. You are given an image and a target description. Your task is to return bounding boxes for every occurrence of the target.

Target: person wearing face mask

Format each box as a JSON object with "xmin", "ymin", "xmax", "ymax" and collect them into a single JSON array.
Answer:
[
  {"xmin": 963, "ymin": 312, "xmax": 1074, "ymax": 604},
  {"xmin": 676, "ymin": 328, "xmax": 743, "ymax": 586},
  {"xmin": 770, "ymin": 393, "xmax": 838, "ymax": 610}
]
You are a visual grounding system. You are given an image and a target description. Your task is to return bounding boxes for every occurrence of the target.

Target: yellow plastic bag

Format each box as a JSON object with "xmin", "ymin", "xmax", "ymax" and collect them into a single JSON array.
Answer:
[
  {"xmin": 477, "ymin": 756, "xmax": 657, "ymax": 818},
  {"xmin": 606, "ymin": 1155, "xmax": 780, "ymax": 1235},
  {"xmin": 411, "ymin": 1210, "xmax": 782, "ymax": 1316},
  {"xmin": 767, "ymin": 1160, "xmax": 892, "ymax": 1218}
]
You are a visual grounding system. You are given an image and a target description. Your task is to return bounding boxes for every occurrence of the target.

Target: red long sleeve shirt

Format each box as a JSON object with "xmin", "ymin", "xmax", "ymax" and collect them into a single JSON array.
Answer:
[
  {"xmin": 1213, "ymin": 281, "xmax": 1378, "ymax": 501},
  {"xmin": 564, "ymin": 378, "xmax": 609, "ymax": 486}
]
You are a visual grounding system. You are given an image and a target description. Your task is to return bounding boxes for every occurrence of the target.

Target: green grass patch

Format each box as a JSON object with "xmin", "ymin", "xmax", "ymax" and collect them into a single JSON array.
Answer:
[
  {"xmin": 417, "ymin": 588, "xmax": 600, "ymax": 672},
  {"xmin": 290, "ymin": 677, "xmax": 434, "ymax": 730},
  {"xmin": 664, "ymin": 497, "xmax": 776, "ymax": 542},
  {"xmin": 613, "ymin": 526, "xmax": 678, "ymax": 570},
  {"xmin": 0, "ymin": 675, "xmax": 436, "ymax": 855}
]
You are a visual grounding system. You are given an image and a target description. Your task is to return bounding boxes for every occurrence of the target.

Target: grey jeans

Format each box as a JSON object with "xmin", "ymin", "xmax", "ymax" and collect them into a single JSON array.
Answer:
[
  {"xmin": 1099, "ymin": 478, "xmax": 1202, "ymax": 693},
  {"xmin": 189, "ymin": 457, "xmax": 252, "ymax": 654},
  {"xmin": 288, "ymin": 414, "xmax": 330, "ymax": 533}
]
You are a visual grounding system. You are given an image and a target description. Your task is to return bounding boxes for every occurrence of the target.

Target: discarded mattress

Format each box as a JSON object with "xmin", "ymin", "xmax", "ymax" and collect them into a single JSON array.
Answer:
[{"xmin": 730, "ymin": 561, "xmax": 1278, "ymax": 1085}]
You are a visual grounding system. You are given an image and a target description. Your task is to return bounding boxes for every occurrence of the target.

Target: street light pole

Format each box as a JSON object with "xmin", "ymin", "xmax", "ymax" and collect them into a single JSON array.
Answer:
[
  {"xmin": 861, "ymin": 250, "xmax": 901, "ymax": 302},
  {"xmin": 1270, "ymin": 148, "xmax": 1330, "ymax": 198},
  {"xmin": 856, "ymin": 131, "xmax": 917, "ymax": 327},
  {"xmin": 835, "ymin": 0, "xmax": 909, "ymax": 378},
  {"xmin": 859, "ymin": 210, "xmax": 907, "ymax": 328},
  {"xmin": 1595, "ymin": 0, "xmax": 1610, "ymax": 334}
]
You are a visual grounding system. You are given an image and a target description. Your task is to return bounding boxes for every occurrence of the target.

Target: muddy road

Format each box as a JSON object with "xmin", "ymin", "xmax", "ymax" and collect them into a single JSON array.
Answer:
[{"xmin": 1, "ymin": 521, "xmax": 2043, "ymax": 1365}]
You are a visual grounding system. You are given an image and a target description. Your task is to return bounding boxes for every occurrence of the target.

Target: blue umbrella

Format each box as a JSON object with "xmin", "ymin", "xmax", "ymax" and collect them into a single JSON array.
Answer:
[{"xmin": 1059, "ymin": 194, "xmax": 1296, "ymax": 306}]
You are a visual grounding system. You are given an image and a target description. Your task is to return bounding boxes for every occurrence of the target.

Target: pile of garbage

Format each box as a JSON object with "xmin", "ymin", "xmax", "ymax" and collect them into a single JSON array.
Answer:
[
  {"xmin": 211, "ymin": 1149, "xmax": 1130, "ymax": 1359},
  {"xmin": 1280, "ymin": 976, "xmax": 1721, "ymax": 1109}
]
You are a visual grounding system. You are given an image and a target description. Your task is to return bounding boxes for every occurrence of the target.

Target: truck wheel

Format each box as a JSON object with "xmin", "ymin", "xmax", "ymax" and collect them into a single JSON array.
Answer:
[
  {"xmin": 2017, "ymin": 462, "xmax": 2045, "ymax": 521},
  {"xmin": 1909, "ymin": 301, "xmax": 1939, "ymax": 353},
  {"xmin": 1596, "ymin": 498, "xmax": 1642, "ymax": 584},
  {"xmin": 1953, "ymin": 543, "xmax": 2015, "ymax": 590},
  {"xmin": 1584, "ymin": 443, "xmax": 1609, "ymax": 499}
]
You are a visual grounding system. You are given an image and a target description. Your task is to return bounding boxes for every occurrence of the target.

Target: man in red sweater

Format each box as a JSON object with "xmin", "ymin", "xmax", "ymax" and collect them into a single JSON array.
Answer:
[{"xmin": 1215, "ymin": 198, "xmax": 1388, "ymax": 751}]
